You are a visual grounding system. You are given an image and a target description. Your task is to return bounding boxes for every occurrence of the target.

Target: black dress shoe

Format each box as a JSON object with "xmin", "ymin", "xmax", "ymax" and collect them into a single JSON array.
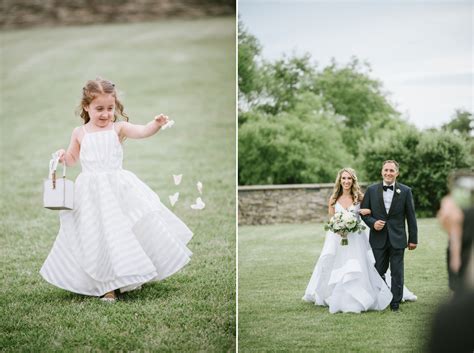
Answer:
[{"xmin": 390, "ymin": 304, "xmax": 399, "ymax": 312}]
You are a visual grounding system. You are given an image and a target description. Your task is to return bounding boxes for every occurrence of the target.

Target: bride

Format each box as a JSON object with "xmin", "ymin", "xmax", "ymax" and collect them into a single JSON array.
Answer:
[{"xmin": 303, "ymin": 167, "xmax": 394, "ymax": 313}]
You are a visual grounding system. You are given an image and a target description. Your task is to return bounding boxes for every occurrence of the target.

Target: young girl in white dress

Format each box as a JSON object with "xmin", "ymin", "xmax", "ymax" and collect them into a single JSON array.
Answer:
[
  {"xmin": 40, "ymin": 78, "xmax": 193, "ymax": 302},
  {"xmin": 303, "ymin": 168, "xmax": 392, "ymax": 313}
]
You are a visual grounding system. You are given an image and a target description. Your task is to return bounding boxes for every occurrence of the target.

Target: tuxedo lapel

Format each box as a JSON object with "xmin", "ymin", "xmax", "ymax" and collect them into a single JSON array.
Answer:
[
  {"xmin": 377, "ymin": 183, "xmax": 387, "ymax": 215},
  {"xmin": 388, "ymin": 182, "xmax": 400, "ymax": 215}
]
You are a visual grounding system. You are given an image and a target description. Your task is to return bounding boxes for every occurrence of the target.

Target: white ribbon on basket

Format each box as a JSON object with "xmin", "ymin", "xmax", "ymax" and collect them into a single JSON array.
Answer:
[
  {"xmin": 44, "ymin": 152, "xmax": 74, "ymax": 210},
  {"xmin": 48, "ymin": 152, "xmax": 66, "ymax": 189}
]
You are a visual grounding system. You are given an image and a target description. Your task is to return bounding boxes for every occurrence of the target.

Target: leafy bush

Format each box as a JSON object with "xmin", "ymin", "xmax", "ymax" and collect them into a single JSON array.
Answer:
[
  {"xmin": 359, "ymin": 128, "xmax": 471, "ymax": 216},
  {"xmin": 238, "ymin": 94, "xmax": 350, "ymax": 184}
]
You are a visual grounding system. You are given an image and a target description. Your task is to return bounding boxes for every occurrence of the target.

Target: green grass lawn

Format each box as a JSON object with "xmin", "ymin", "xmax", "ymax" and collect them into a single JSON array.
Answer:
[
  {"xmin": 0, "ymin": 17, "xmax": 235, "ymax": 352},
  {"xmin": 238, "ymin": 219, "xmax": 450, "ymax": 352}
]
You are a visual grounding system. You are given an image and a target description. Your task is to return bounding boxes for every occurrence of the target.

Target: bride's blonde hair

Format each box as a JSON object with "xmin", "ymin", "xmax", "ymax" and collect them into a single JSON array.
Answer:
[{"xmin": 329, "ymin": 168, "xmax": 364, "ymax": 207}]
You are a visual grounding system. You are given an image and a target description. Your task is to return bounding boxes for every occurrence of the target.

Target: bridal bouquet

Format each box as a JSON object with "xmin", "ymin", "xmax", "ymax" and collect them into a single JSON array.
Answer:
[{"xmin": 324, "ymin": 210, "xmax": 366, "ymax": 246}]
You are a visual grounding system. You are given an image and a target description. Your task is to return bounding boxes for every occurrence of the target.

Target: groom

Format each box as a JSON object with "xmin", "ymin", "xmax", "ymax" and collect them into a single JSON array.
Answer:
[{"xmin": 361, "ymin": 160, "xmax": 418, "ymax": 312}]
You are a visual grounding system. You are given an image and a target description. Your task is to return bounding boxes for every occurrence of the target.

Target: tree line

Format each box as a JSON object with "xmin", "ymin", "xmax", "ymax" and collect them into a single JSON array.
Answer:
[{"xmin": 238, "ymin": 20, "xmax": 473, "ymax": 216}]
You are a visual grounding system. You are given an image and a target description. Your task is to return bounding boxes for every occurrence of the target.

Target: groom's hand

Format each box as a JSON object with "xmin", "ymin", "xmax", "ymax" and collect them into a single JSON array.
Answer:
[
  {"xmin": 374, "ymin": 220, "xmax": 386, "ymax": 231},
  {"xmin": 408, "ymin": 243, "xmax": 417, "ymax": 250}
]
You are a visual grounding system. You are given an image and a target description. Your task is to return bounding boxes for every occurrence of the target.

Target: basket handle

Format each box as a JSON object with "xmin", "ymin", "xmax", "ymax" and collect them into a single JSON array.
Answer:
[{"xmin": 49, "ymin": 153, "xmax": 67, "ymax": 189}]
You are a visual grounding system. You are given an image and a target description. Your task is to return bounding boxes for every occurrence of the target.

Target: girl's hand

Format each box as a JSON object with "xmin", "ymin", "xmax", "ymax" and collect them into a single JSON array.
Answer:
[
  {"xmin": 56, "ymin": 149, "xmax": 66, "ymax": 163},
  {"xmin": 359, "ymin": 208, "xmax": 371, "ymax": 216},
  {"xmin": 154, "ymin": 114, "xmax": 169, "ymax": 127}
]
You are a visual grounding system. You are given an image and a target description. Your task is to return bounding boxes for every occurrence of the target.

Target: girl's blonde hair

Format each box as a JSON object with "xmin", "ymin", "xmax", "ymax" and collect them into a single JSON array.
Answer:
[
  {"xmin": 77, "ymin": 77, "xmax": 129, "ymax": 124},
  {"xmin": 329, "ymin": 168, "xmax": 364, "ymax": 207}
]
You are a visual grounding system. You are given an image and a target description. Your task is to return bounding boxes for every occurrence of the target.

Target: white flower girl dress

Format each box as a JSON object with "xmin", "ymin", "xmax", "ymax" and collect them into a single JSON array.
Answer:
[{"xmin": 40, "ymin": 124, "xmax": 193, "ymax": 296}]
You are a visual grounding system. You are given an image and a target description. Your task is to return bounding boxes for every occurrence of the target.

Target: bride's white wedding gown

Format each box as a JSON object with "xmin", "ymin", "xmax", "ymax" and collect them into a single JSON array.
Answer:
[
  {"xmin": 384, "ymin": 270, "xmax": 417, "ymax": 302},
  {"xmin": 303, "ymin": 202, "xmax": 392, "ymax": 313}
]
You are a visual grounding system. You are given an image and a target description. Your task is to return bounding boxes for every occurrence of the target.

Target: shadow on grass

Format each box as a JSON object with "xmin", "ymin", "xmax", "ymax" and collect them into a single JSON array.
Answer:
[
  {"xmin": 34, "ymin": 280, "xmax": 181, "ymax": 304},
  {"xmin": 120, "ymin": 282, "xmax": 180, "ymax": 302},
  {"xmin": 300, "ymin": 298, "xmax": 418, "ymax": 314}
]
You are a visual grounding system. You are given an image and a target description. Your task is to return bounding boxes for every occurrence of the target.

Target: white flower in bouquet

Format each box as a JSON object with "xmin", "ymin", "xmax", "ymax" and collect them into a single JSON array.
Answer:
[{"xmin": 324, "ymin": 210, "xmax": 366, "ymax": 245}]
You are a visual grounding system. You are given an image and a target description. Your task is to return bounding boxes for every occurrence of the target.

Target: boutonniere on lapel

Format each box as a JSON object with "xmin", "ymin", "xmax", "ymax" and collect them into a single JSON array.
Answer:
[{"xmin": 396, "ymin": 188, "xmax": 401, "ymax": 194}]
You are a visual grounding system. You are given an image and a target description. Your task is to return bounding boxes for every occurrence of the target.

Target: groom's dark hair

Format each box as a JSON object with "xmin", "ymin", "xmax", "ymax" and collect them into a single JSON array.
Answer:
[{"xmin": 382, "ymin": 160, "xmax": 399, "ymax": 171}]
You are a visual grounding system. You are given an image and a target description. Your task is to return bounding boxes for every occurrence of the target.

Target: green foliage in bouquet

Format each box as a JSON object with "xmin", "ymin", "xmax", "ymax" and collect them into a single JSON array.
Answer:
[{"xmin": 324, "ymin": 210, "xmax": 366, "ymax": 245}]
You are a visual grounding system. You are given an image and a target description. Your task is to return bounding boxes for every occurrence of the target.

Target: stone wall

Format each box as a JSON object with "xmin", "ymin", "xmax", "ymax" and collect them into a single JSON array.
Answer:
[
  {"xmin": 238, "ymin": 183, "xmax": 367, "ymax": 225},
  {"xmin": 238, "ymin": 184, "xmax": 333, "ymax": 225},
  {"xmin": 1, "ymin": 0, "xmax": 235, "ymax": 29}
]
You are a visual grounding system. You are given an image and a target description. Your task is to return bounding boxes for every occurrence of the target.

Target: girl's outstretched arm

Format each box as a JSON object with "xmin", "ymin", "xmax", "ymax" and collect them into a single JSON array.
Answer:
[
  {"xmin": 118, "ymin": 114, "xmax": 169, "ymax": 140},
  {"xmin": 57, "ymin": 127, "xmax": 81, "ymax": 166}
]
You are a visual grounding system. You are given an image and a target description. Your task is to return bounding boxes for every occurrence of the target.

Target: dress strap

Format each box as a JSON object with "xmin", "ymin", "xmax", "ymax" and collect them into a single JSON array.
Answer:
[{"xmin": 82, "ymin": 125, "xmax": 88, "ymax": 134}]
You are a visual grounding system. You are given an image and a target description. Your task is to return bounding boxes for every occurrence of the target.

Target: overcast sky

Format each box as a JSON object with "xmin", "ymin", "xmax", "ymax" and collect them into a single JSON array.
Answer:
[{"xmin": 239, "ymin": 0, "xmax": 473, "ymax": 129}]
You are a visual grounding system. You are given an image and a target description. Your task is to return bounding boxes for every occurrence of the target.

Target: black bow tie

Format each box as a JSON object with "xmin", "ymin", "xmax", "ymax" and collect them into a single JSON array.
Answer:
[{"xmin": 383, "ymin": 185, "xmax": 394, "ymax": 191}]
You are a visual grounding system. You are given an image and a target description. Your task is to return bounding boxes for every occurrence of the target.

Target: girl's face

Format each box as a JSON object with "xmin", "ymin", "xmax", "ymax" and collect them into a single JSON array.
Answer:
[
  {"xmin": 85, "ymin": 94, "xmax": 115, "ymax": 127},
  {"xmin": 340, "ymin": 171, "xmax": 353, "ymax": 191}
]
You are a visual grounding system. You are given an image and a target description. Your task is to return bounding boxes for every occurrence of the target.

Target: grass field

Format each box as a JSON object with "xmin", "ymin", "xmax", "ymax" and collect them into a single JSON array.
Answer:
[
  {"xmin": 238, "ymin": 219, "xmax": 450, "ymax": 352},
  {"xmin": 0, "ymin": 17, "xmax": 236, "ymax": 352}
]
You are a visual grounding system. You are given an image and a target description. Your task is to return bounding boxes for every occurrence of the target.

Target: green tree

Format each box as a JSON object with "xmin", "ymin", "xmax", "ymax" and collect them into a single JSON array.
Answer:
[
  {"xmin": 246, "ymin": 54, "xmax": 407, "ymax": 155},
  {"xmin": 238, "ymin": 19, "xmax": 262, "ymax": 112},
  {"xmin": 442, "ymin": 109, "xmax": 473, "ymax": 136},
  {"xmin": 313, "ymin": 58, "xmax": 403, "ymax": 153},
  {"xmin": 359, "ymin": 128, "xmax": 471, "ymax": 216},
  {"xmin": 258, "ymin": 54, "xmax": 317, "ymax": 115},
  {"xmin": 442, "ymin": 109, "xmax": 474, "ymax": 166},
  {"xmin": 237, "ymin": 24, "xmax": 416, "ymax": 187},
  {"xmin": 238, "ymin": 93, "xmax": 350, "ymax": 185}
]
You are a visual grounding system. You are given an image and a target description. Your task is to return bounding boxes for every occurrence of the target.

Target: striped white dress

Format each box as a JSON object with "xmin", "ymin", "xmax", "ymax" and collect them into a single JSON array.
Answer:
[{"xmin": 40, "ymin": 124, "xmax": 193, "ymax": 296}]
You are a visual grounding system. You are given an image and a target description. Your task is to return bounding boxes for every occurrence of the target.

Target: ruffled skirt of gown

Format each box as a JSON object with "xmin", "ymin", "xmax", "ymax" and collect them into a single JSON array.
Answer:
[
  {"xmin": 385, "ymin": 270, "xmax": 417, "ymax": 302},
  {"xmin": 40, "ymin": 169, "xmax": 193, "ymax": 296},
  {"xmin": 303, "ymin": 230, "xmax": 392, "ymax": 313}
]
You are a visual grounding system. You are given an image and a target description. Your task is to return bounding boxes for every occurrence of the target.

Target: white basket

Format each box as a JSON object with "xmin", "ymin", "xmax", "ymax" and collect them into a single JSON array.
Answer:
[{"xmin": 43, "ymin": 154, "xmax": 74, "ymax": 210}]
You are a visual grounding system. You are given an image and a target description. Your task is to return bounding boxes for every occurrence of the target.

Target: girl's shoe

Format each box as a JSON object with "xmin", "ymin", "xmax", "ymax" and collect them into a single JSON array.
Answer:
[{"xmin": 100, "ymin": 291, "xmax": 117, "ymax": 302}]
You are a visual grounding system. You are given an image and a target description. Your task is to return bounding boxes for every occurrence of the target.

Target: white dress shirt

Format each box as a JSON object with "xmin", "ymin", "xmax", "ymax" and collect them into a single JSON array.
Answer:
[{"xmin": 383, "ymin": 182, "xmax": 395, "ymax": 213}]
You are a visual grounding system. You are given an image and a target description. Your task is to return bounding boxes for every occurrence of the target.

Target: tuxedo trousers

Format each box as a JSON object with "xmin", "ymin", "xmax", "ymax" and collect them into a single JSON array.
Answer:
[{"xmin": 372, "ymin": 238, "xmax": 404, "ymax": 306}]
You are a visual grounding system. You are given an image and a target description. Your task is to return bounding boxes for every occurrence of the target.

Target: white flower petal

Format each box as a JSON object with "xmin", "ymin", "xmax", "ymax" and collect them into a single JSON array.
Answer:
[
  {"xmin": 173, "ymin": 174, "xmax": 182, "ymax": 185},
  {"xmin": 197, "ymin": 181, "xmax": 203, "ymax": 195},
  {"xmin": 169, "ymin": 192, "xmax": 179, "ymax": 206},
  {"xmin": 190, "ymin": 197, "xmax": 205, "ymax": 210},
  {"xmin": 161, "ymin": 120, "xmax": 175, "ymax": 130}
]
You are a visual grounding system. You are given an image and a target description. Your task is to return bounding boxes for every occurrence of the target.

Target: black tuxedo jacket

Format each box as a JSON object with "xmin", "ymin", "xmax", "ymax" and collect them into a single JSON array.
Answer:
[{"xmin": 361, "ymin": 182, "xmax": 418, "ymax": 249}]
